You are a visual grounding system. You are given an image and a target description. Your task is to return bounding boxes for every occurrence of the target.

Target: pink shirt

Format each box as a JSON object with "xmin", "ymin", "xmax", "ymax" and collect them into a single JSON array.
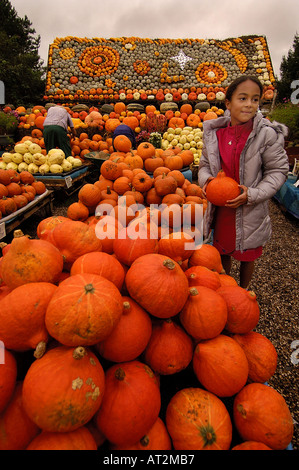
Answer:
[{"xmin": 213, "ymin": 118, "xmax": 262, "ymax": 260}]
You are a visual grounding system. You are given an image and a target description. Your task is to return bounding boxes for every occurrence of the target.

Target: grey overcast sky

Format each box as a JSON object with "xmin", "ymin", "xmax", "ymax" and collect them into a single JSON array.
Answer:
[{"xmin": 9, "ymin": 0, "xmax": 299, "ymax": 79}]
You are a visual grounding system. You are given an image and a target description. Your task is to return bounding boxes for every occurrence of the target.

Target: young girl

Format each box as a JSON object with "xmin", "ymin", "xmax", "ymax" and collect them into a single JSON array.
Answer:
[{"xmin": 198, "ymin": 75, "xmax": 289, "ymax": 288}]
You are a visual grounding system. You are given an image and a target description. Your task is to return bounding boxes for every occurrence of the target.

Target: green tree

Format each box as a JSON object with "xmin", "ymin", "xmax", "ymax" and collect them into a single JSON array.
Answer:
[
  {"xmin": 276, "ymin": 33, "xmax": 299, "ymax": 102},
  {"xmin": 0, "ymin": 0, "xmax": 46, "ymax": 107}
]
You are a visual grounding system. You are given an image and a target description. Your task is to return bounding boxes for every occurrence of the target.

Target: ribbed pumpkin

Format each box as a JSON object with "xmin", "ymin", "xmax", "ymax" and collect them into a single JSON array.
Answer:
[
  {"xmin": 22, "ymin": 345, "xmax": 105, "ymax": 433},
  {"xmin": 67, "ymin": 201, "xmax": 90, "ymax": 221},
  {"xmin": 70, "ymin": 251, "xmax": 125, "ymax": 290},
  {"xmin": 111, "ymin": 417, "xmax": 172, "ymax": 450},
  {"xmin": 144, "ymin": 318, "xmax": 193, "ymax": 375},
  {"xmin": 193, "ymin": 335, "xmax": 249, "ymax": 397},
  {"xmin": 206, "ymin": 170, "xmax": 241, "ymax": 206},
  {"xmin": 0, "ymin": 349, "xmax": 17, "ymax": 413},
  {"xmin": 26, "ymin": 427, "xmax": 98, "ymax": 450},
  {"xmin": 188, "ymin": 243, "xmax": 223, "ymax": 273},
  {"xmin": 49, "ymin": 219, "xmax": 103, "ymax": 269},
  {"xmin": 166, "ymin": 387, "xmax": 232, "ymax": 450},
  {"xmin": 0, "ymin": 383, "xmax": 40, "ymax": 450},
  {"xmin": 184, "ymin": 265, "xmax": 221, "ymax": 290},
  {"xmin": 95, "ymin": 361, "xmax": 161, "ymax": 446},
  {"xmin": 217, "ymin": 286, "xmax": 260, "ymax": 333},
  {"xmin": 233, "ymin": 383, "xmax": 294, "ymax": 450},
  {"xmin": 125, "ymin": 253, "xmax": 189, "ymax": 318},
  {"xmin": 180, "ymin": 286, "xmax": 228, "ymax": 341},
  {"xmin": 0, "ymin": 282, "xmax": 57, "ymax": 356},
  {"xmin": 45, "ymin": 273, "xmax": 123, "ymax": 347},
  {"xmin": 0, "ymin": 230, "xmax": 63, "ymax": 289},
  {"xmin": 95, "ymin": 296, "xmax": 152, "ymax": 362},
  {"xmin": 158, "ymin": 231, "xmax": 195, "ymax": 263},
  {"xmin": 232, "ymin": 331, "xmax": 278, "ymax": 383}
]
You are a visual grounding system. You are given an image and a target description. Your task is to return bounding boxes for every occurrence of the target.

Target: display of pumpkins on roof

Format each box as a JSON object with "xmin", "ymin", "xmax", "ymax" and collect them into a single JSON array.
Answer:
[{"xmin": 44, "ymin": 35, "xmax": 275, "ymax": 103}]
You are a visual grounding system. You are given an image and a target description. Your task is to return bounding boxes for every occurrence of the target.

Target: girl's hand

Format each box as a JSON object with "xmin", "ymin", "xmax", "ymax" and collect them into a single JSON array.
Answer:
[
  {"xmin": 202, "ymin": 177, "xmax": 214, "ymax": 198},
  {"xmin": 225, "ymin": 185, "xmax": 248, "ymax": 208}
]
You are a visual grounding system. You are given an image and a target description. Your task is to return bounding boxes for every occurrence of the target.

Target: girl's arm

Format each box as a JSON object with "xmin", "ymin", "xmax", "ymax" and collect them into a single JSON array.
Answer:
[{"xmin": 246, "ymin": 129, "xmax": 289, "ymax": 205}]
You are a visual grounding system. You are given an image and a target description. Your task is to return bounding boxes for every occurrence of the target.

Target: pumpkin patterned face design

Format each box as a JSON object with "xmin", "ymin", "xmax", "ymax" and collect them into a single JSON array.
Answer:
[{"xmin": 46, "ymin": 36, "xmax": 274, "ymax": 101}]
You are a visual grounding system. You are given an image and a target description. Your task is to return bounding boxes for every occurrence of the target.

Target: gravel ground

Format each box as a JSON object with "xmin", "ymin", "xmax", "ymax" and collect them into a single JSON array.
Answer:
[{"xmin": 9, "ymin": 184, "xmax": 299, "ymax": 450}]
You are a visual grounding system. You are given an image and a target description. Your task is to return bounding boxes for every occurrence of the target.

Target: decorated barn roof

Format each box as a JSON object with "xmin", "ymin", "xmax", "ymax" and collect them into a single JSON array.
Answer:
[{"xmin": 44, "ymin": 35, "xmax": 275, "ymax": 103}]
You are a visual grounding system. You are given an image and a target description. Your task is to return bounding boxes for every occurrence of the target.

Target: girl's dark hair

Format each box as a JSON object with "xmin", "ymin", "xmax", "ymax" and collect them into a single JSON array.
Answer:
[{"xmin": 225, "ymin": 75, "xmax": 263, "ymax": 101}]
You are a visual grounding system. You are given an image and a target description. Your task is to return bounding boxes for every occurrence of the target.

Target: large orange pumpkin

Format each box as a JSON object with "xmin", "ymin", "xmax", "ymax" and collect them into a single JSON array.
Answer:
[
  {"xmin": 144, "ymin": 318, "xmax": 193, "ymax": 375},
  {"xmin": 158, "ymin": 231, "xmax": 195, "ymax": 263},
  {"xmin": 113, "ymin": 226, "xmax": 159, "ymax": 266},
  {"xmin": 95, "ymin": 296, "xmax": 152, "ymax": 362},
  {"xmin": 49, "ymin": 219, "xmax": 103, "ymax": 268},
  {"xmin": 232, "ymin": 331, "xmax": 278, "ymax": 383},
  {"xmin": 180, "ymin": 286, "xmax": 227, "ymax": 340},
  {"xmin": 206, "ymin": 170, "xmax": 240, "ymax": 206},
  {"xmin": 0, "ymin": 230, "xmax": 63, "ymax": 289},
  {"xmin": 193, "ymin": 334, "xmax": 249, "ymax": 397},
  {"xmin": 95, "ymin": 360, "xmax": 161, "ymax": 446},
  {"xmin": 184, "ymin": 265, "xmax": 221, "ymax": 290},
  {"xmin": 27, "ymin": 427, "xmax": 98, "ymax": 450},
  {"xmin": 188, "ymin": 243, "xmax": 223, "ymax": 273},
  {"xmin": 233, "ymin": 383, "xmax": 294, "ymax": 450},
  {"xmin": 22, "ymin": 345, "xmax": 105, "ymax": 433},
  {"xmin": 0, "ymin": 383, "xmax": 40, "ymax": 450},
  {"xmin": 166, "ymin": 387, "xmax": 232, "ymax": 450},
  {"xmin": 45, "ymin": 273, "xmax": 123, "ymax": 346},
  {"xmin": 125, "ymin": 253, "xmax": 189, "ymax": 318},
  {"xmin": 70, "ymin": 251, "xmax": 125, "ymax": 290},
  {"xmin": 217, "ymin": 285, "xmax": 260, "ymax": 333},
  {"xmin": 36, "ymin": 215, "xmax": 69, "ymax": 243},
  {"xmin": 0, "ymin": 282, "xmax": 57, "ymax": 355},
  {"xmin": 111, "ymin": 417, "xmax": 172, "ymax": 450}
]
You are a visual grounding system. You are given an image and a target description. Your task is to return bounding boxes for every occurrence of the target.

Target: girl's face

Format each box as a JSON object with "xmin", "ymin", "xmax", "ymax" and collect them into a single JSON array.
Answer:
[{"xmin": 225, "ymin": 80, "xmax": 261, "ymax": 126}]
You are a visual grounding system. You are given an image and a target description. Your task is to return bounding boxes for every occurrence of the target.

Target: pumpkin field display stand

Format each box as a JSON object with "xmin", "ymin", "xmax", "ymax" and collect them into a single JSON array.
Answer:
[{"xmin": 34, "ymin": 164, "xmax": 91, "ymax": 196}]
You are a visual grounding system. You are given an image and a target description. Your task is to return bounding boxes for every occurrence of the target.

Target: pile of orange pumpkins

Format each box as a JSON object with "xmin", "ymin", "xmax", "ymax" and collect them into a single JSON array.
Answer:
[
  {"xmin": 0, "ymin": 155, "xmax": 294, "ymax": 451},
  {"xmin": 0, "ymin": 169, "xmax": 47, "ymax": 220}
]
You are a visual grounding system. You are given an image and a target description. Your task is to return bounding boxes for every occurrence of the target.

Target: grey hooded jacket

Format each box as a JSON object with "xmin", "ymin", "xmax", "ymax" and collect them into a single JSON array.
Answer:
[{"xmin": 198, "ymin": 112, "xmax": 289, "ymax": 251}]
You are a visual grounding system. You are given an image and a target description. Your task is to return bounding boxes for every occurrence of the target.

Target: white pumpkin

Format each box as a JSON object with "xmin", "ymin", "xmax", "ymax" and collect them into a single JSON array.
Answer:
[
  {"xmin": 18, "ymin": 162, "xmax": 29, "ymax": 172},
  {"xmin": 1, "ymin": 152, "xmax": 12, "ymax": 163},
  {"xmin": 27, "ymin": 163, "xmax": 39, "ymax": 174},
  {"xmin": 23, "ymin": 152, "xmax": 34, "ymax": 164},
  {"xmin": 14, "ymin": 143, "xmax": 29, "ymax": 154},
  {"xmin": 50, "ymin": 164, "xmax": 63, "ymax": 174},
  {"xmin": 28, "ymin": 143, "xmax": 42, "ymax": 155},
  {"xmin": 11, "ymin": 152, "xmax": 24, "ymax": 164},
  {"xmin": 39, "ymin": 163, "xmax": 50, "ymax": 175}
]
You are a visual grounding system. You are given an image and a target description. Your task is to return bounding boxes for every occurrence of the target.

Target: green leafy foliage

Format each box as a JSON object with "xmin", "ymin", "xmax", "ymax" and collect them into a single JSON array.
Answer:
[{"xmin": 0, "ymin": 0, "xmax": 46, "ymax": 107}]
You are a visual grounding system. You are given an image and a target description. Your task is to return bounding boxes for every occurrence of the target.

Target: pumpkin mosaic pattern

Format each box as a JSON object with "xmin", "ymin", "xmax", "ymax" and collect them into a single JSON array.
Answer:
[{"xmin": 45, "ymin": 36, "xmax": 275, "ymax": 103}]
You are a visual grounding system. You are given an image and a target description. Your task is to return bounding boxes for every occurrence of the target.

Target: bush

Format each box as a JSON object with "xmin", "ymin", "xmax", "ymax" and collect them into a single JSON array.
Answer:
[{"xmin": 269, "ymin": 102, "xmax": 299, "ymax": 143}]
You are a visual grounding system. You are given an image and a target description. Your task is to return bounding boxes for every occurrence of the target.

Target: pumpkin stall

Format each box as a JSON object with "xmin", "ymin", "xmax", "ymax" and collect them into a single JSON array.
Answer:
[{"xmin": 0, "ymin": 152, "xmax": 295, "ymax": 451}]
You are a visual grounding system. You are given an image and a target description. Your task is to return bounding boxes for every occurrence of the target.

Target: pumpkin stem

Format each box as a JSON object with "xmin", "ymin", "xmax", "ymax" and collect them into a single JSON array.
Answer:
[
  {"xmin": 189, "ymin": 287, "xmax": 199, "ymax": 296},
  {"xmin": 13, "ymin": 229, "xmax": 25, "ymax": 238},
  {"xmin": 163, "ymin": 259, "xmax": 176, "ymax": 270},
  {"xmin": 236, "ymin": 403, "xmax": 247, "ymax": 418},
  {"xmin": 73, "ymin": 346, "xmax": 86, "ymax": 360},
  {"xmin": 84, "ymin": 283, "xmax": 95, "ymax": 294},
  {"xmin": 123, "ymin": 301, "xmax": 130, "ymax": 310},
  {"xmin": 115, "ymin": 367, "xmax": 126, "ymax": 381},
  {"xmin": 140, "ymin": 435, "xmax": 150, "ymax": 447},
  {"xmin": 33, "ymin": 340, "xmax": 47, "ymax": 359}
]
